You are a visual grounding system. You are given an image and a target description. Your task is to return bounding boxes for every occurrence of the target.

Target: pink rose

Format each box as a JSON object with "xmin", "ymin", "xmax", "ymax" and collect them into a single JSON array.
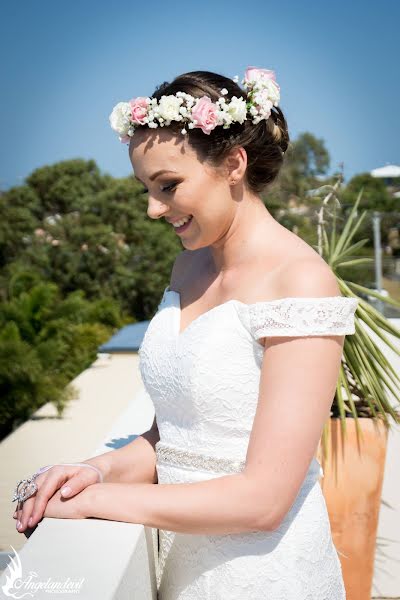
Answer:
[
  {"xmin": 191, "ymin": 96, "xmax": 218, "ymax": 135},
  {"xmin": 244, "ymin": 66, "xmax": 278, "ymax": 88},
  {"xmin": 129, "ymin": 97, "xmax": 150, "ymax": 124}
]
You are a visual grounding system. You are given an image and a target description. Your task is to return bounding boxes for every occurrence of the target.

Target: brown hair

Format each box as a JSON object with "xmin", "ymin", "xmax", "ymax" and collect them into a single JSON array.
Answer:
[{"xmin": 149, "ymin": 70, "xmax": 290, "ymax": 195}]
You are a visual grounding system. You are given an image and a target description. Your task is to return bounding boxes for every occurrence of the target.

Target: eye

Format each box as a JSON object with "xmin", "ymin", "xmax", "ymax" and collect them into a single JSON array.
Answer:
[
  {"xmin": 139, "ymin": 182, "xmax": 178, "ymax": 195},
  {"xmin": 161, "ymin": 182, "xmax": 178, "ymax": 193}
]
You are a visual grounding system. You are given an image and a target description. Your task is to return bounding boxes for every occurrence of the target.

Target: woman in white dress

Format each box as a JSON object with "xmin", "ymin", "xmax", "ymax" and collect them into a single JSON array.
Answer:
[{"xmin": 14, "ymin": 67, "xmax": 358, "ymax": 599}]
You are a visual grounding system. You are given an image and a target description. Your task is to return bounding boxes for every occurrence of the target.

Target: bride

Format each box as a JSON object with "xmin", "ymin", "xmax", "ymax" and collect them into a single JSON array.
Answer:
[{"xmin": 14, "ymin": 66, "xmax": 357, "ymax": 599}]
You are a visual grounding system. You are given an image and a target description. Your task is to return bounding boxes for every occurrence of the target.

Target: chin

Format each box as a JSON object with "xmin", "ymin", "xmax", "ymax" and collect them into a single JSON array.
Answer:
[
  {"xmin": 181, "ymin": 240, "xmax": 198, "ymax": 250},
  {"xmin": 183, "ymin": 237, "xmax": 206, "ymax": 250}
]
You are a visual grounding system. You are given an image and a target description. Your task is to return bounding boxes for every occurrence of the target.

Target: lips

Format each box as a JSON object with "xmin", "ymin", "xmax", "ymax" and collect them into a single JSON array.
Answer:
[
  {"xmin": 167, "ymin": 215, "xmax": 192, "ymax": 224},
  {"xmin": 171, "ymin": 215, "xmax": 193, "ymax": 233}
]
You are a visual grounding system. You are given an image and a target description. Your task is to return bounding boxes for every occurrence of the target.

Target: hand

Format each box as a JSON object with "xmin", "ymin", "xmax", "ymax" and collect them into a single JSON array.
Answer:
[
  {"xmin": 13, "ymin": 463, "xmax": 101, "ymax": 534},
  {"xmin": 42, "ymin": 486, "xmax": 91, "ymax": 520},
  {"xmin": 20, "ymin": 488, "xmax": 92, "ymax": 539}
]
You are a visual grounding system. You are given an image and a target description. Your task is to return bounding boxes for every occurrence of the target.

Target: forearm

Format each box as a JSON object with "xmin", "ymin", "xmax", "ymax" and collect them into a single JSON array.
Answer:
[
  {"xmin": 85, "ymin": 474, "xmax": 274, "ymax": 535},
  {"xmin": 83, "ymin": 427, "xmax": 160, "ymax": 485}
]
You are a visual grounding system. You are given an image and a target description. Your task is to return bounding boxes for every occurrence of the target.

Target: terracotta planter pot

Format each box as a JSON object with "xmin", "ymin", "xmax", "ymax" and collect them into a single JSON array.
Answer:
[{"xmin": 316, "ymin": 417, "xmax": 388, "ymax": 600}]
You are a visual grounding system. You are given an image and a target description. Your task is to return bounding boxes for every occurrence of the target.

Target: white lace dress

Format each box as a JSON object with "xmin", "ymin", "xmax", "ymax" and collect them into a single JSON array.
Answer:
[{"xmin": 138, "ymin": 285, "xmax": 359, "ymax": 600}]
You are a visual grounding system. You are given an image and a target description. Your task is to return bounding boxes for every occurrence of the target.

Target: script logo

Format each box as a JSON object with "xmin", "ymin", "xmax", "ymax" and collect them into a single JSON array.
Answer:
[{"xmin": 1, "ymin": 545, "xmax": 85, "ymax": 597}]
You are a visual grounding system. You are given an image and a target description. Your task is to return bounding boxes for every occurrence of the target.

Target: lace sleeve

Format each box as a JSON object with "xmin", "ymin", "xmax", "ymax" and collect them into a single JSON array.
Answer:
[{"xmin": 248, "ymin": 296, "xmax": 359, "ymax": 340}]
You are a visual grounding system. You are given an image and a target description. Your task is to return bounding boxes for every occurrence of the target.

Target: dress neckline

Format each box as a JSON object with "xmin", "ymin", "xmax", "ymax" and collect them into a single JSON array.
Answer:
[
  {"xmin": 163, "ymin": 286, "xmax": 357, "ymax": 338},
  {"xmin": 166, "ymin": 287, "xmax": 241, "ymax": 337}
]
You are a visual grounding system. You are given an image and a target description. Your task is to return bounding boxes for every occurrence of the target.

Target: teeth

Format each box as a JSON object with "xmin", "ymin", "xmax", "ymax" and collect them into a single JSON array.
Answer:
[{"xmin": 172, "ymin": 215, "xmax": 192, "ymax": 227}]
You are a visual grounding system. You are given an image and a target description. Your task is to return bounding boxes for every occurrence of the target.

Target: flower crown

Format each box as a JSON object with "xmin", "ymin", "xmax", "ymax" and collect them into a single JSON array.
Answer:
[{"xmin": 109, "ymin": 66, "xmax": 281, "ymax": 143}]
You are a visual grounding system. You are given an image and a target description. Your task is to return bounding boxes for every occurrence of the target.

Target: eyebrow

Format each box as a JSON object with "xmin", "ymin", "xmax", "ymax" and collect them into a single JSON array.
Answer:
[{"xmin": 135, "ymin": 169, "xmax": 177, "ymax": 184}]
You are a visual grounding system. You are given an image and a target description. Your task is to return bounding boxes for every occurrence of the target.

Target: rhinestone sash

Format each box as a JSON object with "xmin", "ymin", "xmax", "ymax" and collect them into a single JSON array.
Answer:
[
  {"xmin": 155, "ymin": 441, "xmax": 324, "ymax": 479},
  {"xmin": 155, "ymin": 441, "xmax": 246, "ymax": 474}
]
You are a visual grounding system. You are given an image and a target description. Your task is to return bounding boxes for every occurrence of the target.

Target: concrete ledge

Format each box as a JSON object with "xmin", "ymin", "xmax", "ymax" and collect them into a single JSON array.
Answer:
[
  {"xmin": 0, "ymin": 352, "xmax": 154, "ymax": 552},
  {"xmin": 0, "ymin": 519, "xmax": 158, "ymax": 599},
  {"xmin": 0, "ymin": 351, "xmax": 158, "ymax": 598}
]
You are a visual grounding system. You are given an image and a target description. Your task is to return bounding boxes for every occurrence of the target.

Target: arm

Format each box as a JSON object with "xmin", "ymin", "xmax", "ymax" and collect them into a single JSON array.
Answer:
[
  {"xmin": 80, "ymin": 260, "xmax": 345, "ymax": 535},
  {"xmin": 83, "ymin": 416, "xmax": 160, "ymax": 484},
  {"xmin": 83, "ymin": 474, "xmax": 266, "ymax": 535}
]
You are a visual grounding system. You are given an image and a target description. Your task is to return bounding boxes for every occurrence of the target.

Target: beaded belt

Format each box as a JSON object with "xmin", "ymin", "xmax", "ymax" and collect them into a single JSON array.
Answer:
[
  {"xmin": 155, "ymin": 441, "xmax": 246, "ymax": 474},
  {"xmin": 155, "ymin": 441, "xmax": 324, "ymax": 479}
]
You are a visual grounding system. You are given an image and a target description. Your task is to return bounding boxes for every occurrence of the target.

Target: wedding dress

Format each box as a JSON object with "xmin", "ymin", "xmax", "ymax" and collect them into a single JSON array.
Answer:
[{"xmin": 138, "ymin": 285, "xmax": 359, "ymax": 599}]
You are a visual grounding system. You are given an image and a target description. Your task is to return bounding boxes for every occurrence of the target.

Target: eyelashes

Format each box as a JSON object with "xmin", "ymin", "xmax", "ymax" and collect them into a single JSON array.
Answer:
[
  {"xmin": 162, "ymin": 182, "xmax": 178, "ymax": 193},
  {"xmin": 140, "ymin": 182, "xmax": 178, "ymax": 195}
]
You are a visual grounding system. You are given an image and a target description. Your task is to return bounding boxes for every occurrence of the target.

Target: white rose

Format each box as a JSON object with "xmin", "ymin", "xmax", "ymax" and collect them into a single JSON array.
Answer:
[
  {"xmin": 157, "ymin": 95, "xmax": 182, "ymax": 123},
  {"xmin": 226, "ymin": 97, "xmax": 247, "ymax": 123},
  {"xmin": 109, "ymin": 102, "xmax": 132, "ymax": 135}
]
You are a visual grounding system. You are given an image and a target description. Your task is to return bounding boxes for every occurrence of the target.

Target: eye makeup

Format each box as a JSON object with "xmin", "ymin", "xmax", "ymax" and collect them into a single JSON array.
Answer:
[{"xmin": 140, "ymin": 181, "xmax": 179, "ymax": 194}]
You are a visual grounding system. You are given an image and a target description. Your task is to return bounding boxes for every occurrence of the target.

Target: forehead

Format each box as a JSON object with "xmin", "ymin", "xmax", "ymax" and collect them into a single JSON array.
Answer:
[{"xmin": 129, "ymin": 128, "xmax": 197, "ymax": 177}]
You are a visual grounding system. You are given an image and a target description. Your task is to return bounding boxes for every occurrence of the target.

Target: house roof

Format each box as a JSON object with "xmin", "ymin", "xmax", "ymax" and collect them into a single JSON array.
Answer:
[
  {"xmin": 98, "ymin": 321, "xmax": 150, "ymax": 353},
  {"xmin": 371, "ymin": 165, "xmax": 400, "ymax": 178}
]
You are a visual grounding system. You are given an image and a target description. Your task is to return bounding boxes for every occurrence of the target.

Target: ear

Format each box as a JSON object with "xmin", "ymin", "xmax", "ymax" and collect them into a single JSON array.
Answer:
[{"xmin": 225, "ymin": 146, "xmax": 247, "ymax": 185}]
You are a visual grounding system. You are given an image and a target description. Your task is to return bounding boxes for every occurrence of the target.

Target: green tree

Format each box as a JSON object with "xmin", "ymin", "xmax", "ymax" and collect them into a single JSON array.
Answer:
[
  {"xmin": 342, "ymin": 173, "xmax": 396, "ymax": 211},
  {"xmin": 0, "ymin": 276, "xmax": 124, "ymax": 439},
  {"xmin": 262, "ymin": 132, "xmax": 331, "ymax": 223},
  {"xmin": 0, "ymin": 186, "xmax": 41, "ymax": 268},
  {"xmin": 25, "ymin": 158, "xmax": 110, "ymax": 216}
]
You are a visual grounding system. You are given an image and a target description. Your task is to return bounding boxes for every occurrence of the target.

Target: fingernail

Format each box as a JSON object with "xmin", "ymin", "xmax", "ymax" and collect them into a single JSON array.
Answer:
[
  {"xmin": 28, "ymin": 517, "xmax": 33, "ymax": 526},
  {"xmin": 61, "ymin": 486, "xmax": 71, "ymax": 497},
  {"xmin": 16, "ymin": 520, "xmax": 21, "ymax": 530}
]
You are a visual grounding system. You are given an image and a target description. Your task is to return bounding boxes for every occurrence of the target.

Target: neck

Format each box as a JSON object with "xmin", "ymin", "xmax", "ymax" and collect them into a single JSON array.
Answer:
[{"xmin": 207, "ymin": 193, "xmax": 279, "ymax": 274}]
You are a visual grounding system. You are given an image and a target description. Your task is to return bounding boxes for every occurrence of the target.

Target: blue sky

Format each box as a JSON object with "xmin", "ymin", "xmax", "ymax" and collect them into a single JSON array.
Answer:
[{"xmin": 1, "ymin": 0, "xmax": 399, "ymax": 191}]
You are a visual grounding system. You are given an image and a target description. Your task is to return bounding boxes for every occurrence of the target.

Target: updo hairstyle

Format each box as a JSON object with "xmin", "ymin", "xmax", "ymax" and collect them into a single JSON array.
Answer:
[{"xmin": 149, "ymin": 70, "xmax": 290, "ymax": 195}]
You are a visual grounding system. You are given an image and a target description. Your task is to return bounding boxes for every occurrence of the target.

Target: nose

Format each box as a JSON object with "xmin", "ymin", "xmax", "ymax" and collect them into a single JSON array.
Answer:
[{"xmin": 147, "ymin": 196, "xmax": 169, "ymax": 220}]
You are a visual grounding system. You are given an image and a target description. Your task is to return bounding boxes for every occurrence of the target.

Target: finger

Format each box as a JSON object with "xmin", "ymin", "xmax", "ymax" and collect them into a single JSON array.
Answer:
[
  {"xmin": 24, "ymin": 522, "xmax": 39, "ymax": 538},
  {"xmin": 18, "ymin": 470, "xmax": 67, "ymax": 532},
  {"xmin": 16, "ymin": 496, "xmax": 37, "ymax": 532},
  {"xmin": 16, "ymin": 483, "xmax": 47, "ymax": 532},
  {"xmin": 58, "ymin": 470, "xmax": 98, "ymax": 500},
  {"xmin": 14, "ymin": 499, "xmax": 27, "ymax": 530},
  {"xmin": 13, "ymin": 470, "xmax": 49, "ymax": 530}
]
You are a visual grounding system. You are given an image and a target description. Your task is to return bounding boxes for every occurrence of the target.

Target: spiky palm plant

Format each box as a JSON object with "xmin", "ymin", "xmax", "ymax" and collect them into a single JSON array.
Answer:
[{"xmin": 311, "ymin": 178, "xmax": 400, "ymax": 457}]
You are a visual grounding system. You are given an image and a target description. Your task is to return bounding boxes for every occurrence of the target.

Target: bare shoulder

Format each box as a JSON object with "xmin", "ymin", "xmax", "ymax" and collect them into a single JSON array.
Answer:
[{"xmin": 277, "ymin": 254, "xmax": 340, "ymax": 298}]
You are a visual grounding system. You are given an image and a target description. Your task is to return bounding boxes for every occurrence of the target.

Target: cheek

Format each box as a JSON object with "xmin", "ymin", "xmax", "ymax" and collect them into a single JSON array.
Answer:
[{"xmin": 182, "ymin": 176, "xmax": 229, "ymax": 225}]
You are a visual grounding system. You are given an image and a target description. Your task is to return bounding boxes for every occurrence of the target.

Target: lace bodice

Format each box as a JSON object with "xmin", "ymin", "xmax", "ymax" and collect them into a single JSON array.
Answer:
[
  {"xmin": 138, "ymin": 286, "xmax": 357, "ymax": 599},
  {"xmin": 138, "ymin": 286, "xmax": 358, "ymax": 463}
]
